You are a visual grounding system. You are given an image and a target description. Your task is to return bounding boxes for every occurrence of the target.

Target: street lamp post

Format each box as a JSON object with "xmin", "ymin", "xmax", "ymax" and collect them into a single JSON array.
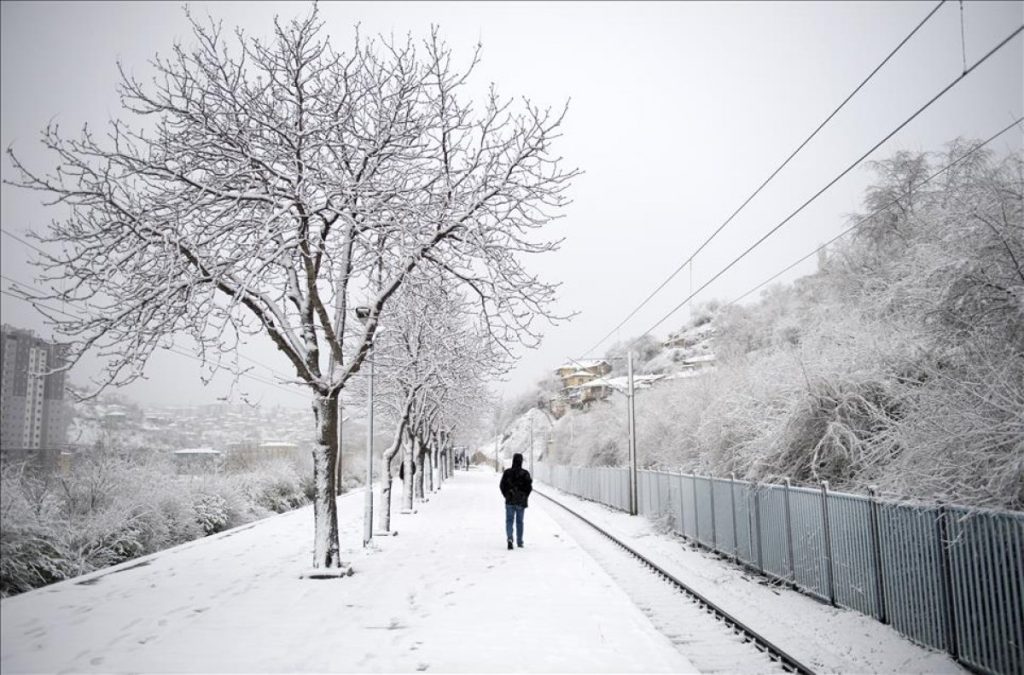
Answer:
[
  {"xmin": 355, "ymin": 306, "xmax": 374, "ymax": 547},
  {"xmin": 529, "ymin": 414, "xmax": 535, "ymax": 476}
]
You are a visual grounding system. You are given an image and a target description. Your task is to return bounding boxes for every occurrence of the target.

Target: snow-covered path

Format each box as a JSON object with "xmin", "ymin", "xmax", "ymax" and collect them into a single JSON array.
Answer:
[{"xmin": 1, "ymin": 470, "xmax": 697, "ymax": 673}]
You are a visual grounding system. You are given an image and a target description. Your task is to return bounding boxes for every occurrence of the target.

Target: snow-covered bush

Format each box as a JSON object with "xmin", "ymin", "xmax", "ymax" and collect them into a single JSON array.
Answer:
[
  {"xmin": 236, "ymin": 460, "xmax": 307, "ymax": 514},
  {"xmin": 191, "ymin": 493, "xmax": 231, "ymax": 535},
  {"xmin": 0, "ymin": 522, "xmax": 75, "ymax": 596},
  {"xmin": 0, "ymin": 467, "xmax": 74, "ymax": 595},
  {"xmin": 0, "ymin": 450, "xmax": 313, "ymax": 597}
]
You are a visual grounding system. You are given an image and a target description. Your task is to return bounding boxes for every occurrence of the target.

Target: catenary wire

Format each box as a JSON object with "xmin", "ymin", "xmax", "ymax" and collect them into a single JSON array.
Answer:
[
  {"xmin": 583, "ymin": 0, "xmax": 948, "ymax": 356},
  {"xmin": 723, "ymin": 116, "xmax": 1023, "ymax": 308},
  {"xmin": 638, "ymin": 22, "xmax": 1024, "ymax": 338}
]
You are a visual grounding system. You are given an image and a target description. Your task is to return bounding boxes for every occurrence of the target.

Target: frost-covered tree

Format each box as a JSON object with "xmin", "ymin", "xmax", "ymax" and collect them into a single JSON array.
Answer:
[
  {"xmin": 366, "ymin": 279, "xmax": 495, "ymax": 532},
  {"xmin": 7, "ymin": 9, "xmax": 576, "ymax": 567}
]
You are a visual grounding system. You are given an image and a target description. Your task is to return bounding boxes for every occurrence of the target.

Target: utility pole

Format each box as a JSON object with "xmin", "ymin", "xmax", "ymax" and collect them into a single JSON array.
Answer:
[
  {"xmin": 529, "ymin": 414, "xmax": 535, "ymax": 475},
  {"xmin": 626, "ymin": 351, "xmax": 638, "ymax": 516},
  {"xmin": 363, "ymin": 355, "xmax": 374, "ymax": 546}
]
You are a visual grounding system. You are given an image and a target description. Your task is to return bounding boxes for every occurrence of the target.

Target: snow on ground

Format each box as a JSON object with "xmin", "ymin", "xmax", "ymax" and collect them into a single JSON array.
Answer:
[
  {"xmin": 1, "ymin": 469, "xmax": 696, "ymax": 673},
  {"xmin": 536, "ymin": 484, "xmax": 966, "ymax": 675}
]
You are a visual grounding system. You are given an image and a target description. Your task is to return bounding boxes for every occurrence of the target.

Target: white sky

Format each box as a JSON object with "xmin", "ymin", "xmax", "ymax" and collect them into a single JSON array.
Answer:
[{"xmin": 1, "ymin": 1, "xmax": 1021, "ymax": 409}]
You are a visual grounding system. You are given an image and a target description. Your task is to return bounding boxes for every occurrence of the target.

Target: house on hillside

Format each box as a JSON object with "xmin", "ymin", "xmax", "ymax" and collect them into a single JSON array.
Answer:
[
  {"xmin": 258, "ymin": 440, "xmax": 299, "ymax": 461},
  {"xmin": 663, "ymin": 353, "xmax": 718, "ymax": 382},
  {"xmin": 173, "ymin": 447, "xmax": 221, "ymax": 474},
  {"xmin": 551, "ymin": 360, "xmax": 612, "ymax": 413},
  {"xmin": 680, "ymin": 353, "xmax": 716, "ymax": 370},
  {"xmin": 223, "ymin": 440, "xmax": 299, "ymax": 469},
  {"xmin": 663, "ymin": 319, "xmax": 718, "ymax": 378}
]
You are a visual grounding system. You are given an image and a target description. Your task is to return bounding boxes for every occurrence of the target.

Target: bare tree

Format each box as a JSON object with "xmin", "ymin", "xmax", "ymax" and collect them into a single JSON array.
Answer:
[
  {"xmin": 7, "ymin": 9, "xmax": 576, "ymax": 568},
  {"xmin": 370, "ymin": 279, "xmax": 495, "ymax": 531}
]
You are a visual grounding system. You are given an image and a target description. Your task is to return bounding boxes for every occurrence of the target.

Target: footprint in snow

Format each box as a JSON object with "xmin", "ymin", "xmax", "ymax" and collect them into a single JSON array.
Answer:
[{"xmin": 416, "ymin": 663, "xmax": 429, "ymax": 671}]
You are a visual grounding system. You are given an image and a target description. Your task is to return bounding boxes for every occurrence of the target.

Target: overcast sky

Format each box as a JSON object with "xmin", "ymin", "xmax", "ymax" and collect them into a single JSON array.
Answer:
[{"xmin": 1, "ymin": 1, "xmax": 1021, "ymax": 410}]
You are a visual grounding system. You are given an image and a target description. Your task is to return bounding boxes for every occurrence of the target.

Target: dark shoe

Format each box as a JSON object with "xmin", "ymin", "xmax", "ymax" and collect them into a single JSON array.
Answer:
[
  {"xmin": 507, "ymin": 539, "xmax": 513, "ymax": 550},
  {"xmin": 517, "ymin": 541, "xmax": 524, "ymax": 548}
]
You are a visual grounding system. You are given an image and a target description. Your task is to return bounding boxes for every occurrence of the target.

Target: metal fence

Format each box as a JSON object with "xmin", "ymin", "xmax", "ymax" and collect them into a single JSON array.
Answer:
[{"xmin": 534, "ymin": 463, "xmax": 1024, "ymax": 675}]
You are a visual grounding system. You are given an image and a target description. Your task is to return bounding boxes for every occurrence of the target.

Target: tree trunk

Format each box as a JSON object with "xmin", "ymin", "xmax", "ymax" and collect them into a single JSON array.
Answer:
[
  {"xmin": 425, "ymin": 447, "xmax": 434, "ymax": 493},
  {"xmin": 311, "ymin": 394, "xmax": 342, "ymax": 568},
  {"xmin": 402, "ymin": 433, "xmax": 415, "ymax": 512},
  {"xmin": 414, "ymin": 436, "xmax": 426, "ymax": 501},
  {"xmin": 378, "ymin": 423, "xmax": 404, "ymax": 532},
  {"xmin": 433, "ymin": 430, "xmax": 443, "ymax": 489}
]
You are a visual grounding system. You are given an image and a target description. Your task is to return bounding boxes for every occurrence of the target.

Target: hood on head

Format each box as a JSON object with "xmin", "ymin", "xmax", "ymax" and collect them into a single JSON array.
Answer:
[{"xmin": 512, "ymin": 453, "xmax": 523, "ymax": 468}]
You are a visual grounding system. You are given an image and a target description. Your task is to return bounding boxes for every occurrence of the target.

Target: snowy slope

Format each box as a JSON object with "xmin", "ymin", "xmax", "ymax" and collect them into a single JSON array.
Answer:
[{"xmin": 484, "ymin": 408, "xmax": 553, "ymax": 468}]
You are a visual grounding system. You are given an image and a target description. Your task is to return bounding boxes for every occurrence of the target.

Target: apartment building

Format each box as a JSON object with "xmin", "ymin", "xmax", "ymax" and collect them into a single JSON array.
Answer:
[{"xmin": 0, "ymin": 325, "xmax": 68, "ymax": 465}]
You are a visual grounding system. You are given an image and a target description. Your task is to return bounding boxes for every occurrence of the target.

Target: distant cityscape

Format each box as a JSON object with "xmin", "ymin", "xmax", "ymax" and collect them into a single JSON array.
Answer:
[{"xmin": 0, "ymin": 323, "xmax": 337, "ymax": 474}]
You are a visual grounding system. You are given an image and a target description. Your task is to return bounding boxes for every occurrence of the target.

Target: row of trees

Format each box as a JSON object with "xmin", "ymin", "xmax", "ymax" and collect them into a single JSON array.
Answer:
[
  {"xmin": 355, "ymin": 279, "xmax": 499, "ymax": 533},
  {"xmin": 9, "ymin": 8, "xmax": 576, "ymax": 567},
  {"xmin": 544, "ymin": 142, "xmax": 1022, "ymax": 510}
]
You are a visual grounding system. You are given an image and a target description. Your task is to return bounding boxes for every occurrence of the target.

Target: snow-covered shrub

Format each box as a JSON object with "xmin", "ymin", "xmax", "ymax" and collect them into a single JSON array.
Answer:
[
  {"xmin": 236, "ymin": 460, "xmax": 308, "ymax": 514},
  {"xmin": 191, "ymin": 493, "xmax": 231, "ymax": 535},
  {"xmin": 0, "ymin": 449, "xmax": 315, "ymax": 597},
  {"xmin": 0, "ymin": 523, "xmax": 74, "ymax": 597},
  {"xmin": 549, "ymin": 404, "xmax": 627, "ymax": 467},
  {"xmin": 187, "ymin": 473, "xmax": 262, "ymax": 525},
  {"xmin": 0, "ymin": 468, "xmax": 74, "ymax": 596}
]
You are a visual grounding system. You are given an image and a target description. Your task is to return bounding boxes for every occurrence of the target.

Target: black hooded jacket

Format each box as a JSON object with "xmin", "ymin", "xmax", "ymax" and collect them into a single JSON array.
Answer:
[{"xmin": 500, "ymin": 453, "xmax": 533, "ymax": 507}]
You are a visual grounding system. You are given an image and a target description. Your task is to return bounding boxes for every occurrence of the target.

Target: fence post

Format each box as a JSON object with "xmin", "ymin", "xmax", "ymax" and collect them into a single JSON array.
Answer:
[
  {"xmin": 730, "ymin": 473, "xmax": 739, "ymax": 560},
  {"xmin": 678, "ymin": 472, "xmax": 686, "ymax": 538},
  {"xmin": 784, "ymin": 478, "xmax": 796, "ymax": 585},
  {"xmin": 754, "ymin": 484, "xmax": 764, "ymax": 572},
  {"xmin": 692, "ymin": 473, "xmax": 701, "ymax": 545},
  {"xmin": 868, "ymin": 486, "xmax": 888, "ymax": 624},
  {"xmin": 709, "ymin": 475, "xmax": 718, "ymax": 551},
  {"xmin": 936, "ymin": 504, "xmax": 960, "ymax": 660},
  {"xmin": 821, "ymin": 481, "xmax": 837, "ymax": 606}
]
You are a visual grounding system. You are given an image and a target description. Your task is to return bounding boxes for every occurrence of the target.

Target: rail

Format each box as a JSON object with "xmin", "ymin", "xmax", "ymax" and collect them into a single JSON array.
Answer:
[
  {"xmin": 535, "ymin": 463, "xmax": 1024, "ymax": 675},
  {"xmin": 535, "ymin": 487, "xmax": 816, "ymax": 674}
]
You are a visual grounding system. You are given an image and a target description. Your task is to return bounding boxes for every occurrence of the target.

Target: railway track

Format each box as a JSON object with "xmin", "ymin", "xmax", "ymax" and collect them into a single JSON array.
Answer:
[{"xmin": 536, "ymin": 488, "xmax": 816, "ymax": 675}]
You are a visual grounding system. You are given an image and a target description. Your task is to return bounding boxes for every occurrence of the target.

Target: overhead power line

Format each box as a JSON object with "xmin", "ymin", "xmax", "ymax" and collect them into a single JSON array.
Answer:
[
  {"xmin": 723, "ymin": 116, "xmax": 1024, "ymax": 308},
  {"xmin": 583, "ymin": 0, "xmax": 948, "ymax": 356},
  {"xmin": 639, "ymin": 22, "xmax": 1024, "ymax": 338},
  {"xmin": 0, "ymin": 227, "xmax": 44, "ymax": 254}
]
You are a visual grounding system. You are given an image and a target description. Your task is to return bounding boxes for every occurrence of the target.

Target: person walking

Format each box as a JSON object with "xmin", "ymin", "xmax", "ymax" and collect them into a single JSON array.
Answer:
[{"xmin": 499, "ymin": 452, "xmax": 533, "ymax": 550}]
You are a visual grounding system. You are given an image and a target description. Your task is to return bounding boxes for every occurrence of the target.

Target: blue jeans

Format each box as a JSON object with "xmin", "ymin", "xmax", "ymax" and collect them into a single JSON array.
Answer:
[{"xmin": 505, "ymin": 504, "xmax": 525, "ymax": 544}]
